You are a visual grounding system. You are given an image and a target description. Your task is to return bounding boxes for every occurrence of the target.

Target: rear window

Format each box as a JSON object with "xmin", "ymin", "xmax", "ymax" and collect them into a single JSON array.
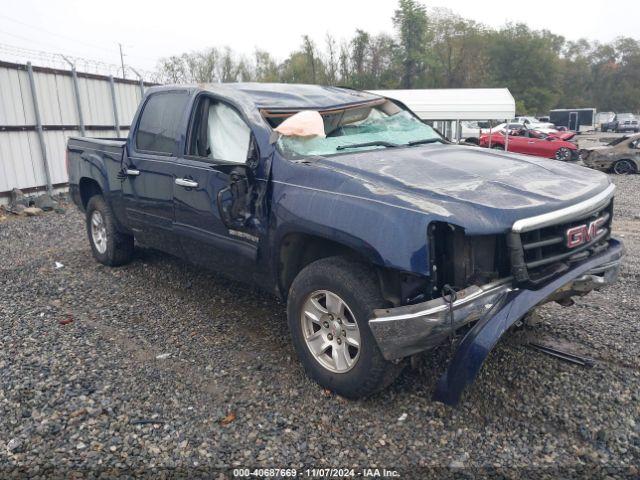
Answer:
[{"xmin": 135, "ymin": 91, "xmax": 190, "ymax": 155}]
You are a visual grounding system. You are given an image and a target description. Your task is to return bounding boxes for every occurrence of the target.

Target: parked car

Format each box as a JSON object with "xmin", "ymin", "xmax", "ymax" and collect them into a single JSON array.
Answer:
[
  {"xmin": 491, "ymin": 123, "xmax": 575, "ymax": 141},
  {"xmin": 595, "ymin": 111, "xmax": 615, "ymax": 131},
  {"xmin": 613, "ymin": 113, "xmax": 639, "ymax": 133},
  {"xmin": 491, "ymin": 120, "xmax": 559, "ymax": 136},
  {"xmin": 67, "ymin": 84, "xmax": 623, "ymax": 405},
  {"xmin": 512, "ymin": 116, "xmax": 556, "ymax": 130},
  {"xmin": 458, "ymin": 120, "xmax": 491, "ymax": 144},
  {"xmin": 581, "ymin": 133, "xmax": 640, "ymax": 174},
  {"xmin": 600, "ymin": 113, "xmax": 619, "ymax": 132},
  {"xmin": 479, "ymin": 128, "xmax": 579, "ymax": 160},
  {"xmin": 601, "ymin": 113, "xmax": 639, "ymax": 133}
]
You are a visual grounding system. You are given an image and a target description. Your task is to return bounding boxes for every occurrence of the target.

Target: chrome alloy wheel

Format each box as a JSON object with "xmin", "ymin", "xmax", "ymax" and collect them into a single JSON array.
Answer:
[
  {"xmin": 90, "ymin": 210, "xmax": 107, "ymax": 254},
  {"xmin": 555, "ymin": 147, "xmax": 572, "ymax": 161},
  {"xmin": 300, "ymin": 290, "xmax": 361, "ymax": 373}
]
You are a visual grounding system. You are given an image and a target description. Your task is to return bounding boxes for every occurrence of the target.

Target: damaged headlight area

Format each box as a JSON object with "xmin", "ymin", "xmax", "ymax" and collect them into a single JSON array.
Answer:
[
  {"xmin": 370, "ymin": 222, "xmax": 514, "ymax": 361},
  {"xmin": 427, "ymin": 222, "xmax": 511, "ymax": 296}
]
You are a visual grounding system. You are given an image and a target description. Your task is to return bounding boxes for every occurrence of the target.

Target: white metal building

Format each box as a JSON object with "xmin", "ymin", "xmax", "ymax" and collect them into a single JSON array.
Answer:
[
  {"xmin": 370, "ymin": 88, "xmax": 516, "ymax": 140},
  {"xmin": 0, "ymin": 60, "xmax": 151, "ymax": 202}
]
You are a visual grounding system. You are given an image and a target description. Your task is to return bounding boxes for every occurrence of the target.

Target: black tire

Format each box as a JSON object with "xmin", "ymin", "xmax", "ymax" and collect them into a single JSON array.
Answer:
[
  {"xmin": 612, "ymin": 159, "xmax": 637, "ymax": 175},
  {"xmin": 86, "ymin": 195, "xmax": 134, "ymax": 266},
  {"xmin": 491, "ymin": 144, "xmax": 504, "ymax": 150},
  {"xmin": 287, "ymin": 256, "xmax": 402, "ymax": 398}
]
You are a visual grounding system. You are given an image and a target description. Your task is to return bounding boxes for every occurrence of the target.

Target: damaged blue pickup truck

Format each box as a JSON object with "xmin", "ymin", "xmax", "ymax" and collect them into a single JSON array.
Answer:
[{"xmin": 67, "ymin": 84, "xmax": 624, "ymax": 405}]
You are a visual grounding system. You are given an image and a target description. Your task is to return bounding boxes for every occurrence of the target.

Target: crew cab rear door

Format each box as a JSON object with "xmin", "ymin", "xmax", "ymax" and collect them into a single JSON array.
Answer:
[
  {"xmin": 121, "ymin": 90, "xmax": 190, "ymax": 255},
  {"xmin": 173, "ymin": 94, "xmax": 262, "ymax": 277}
]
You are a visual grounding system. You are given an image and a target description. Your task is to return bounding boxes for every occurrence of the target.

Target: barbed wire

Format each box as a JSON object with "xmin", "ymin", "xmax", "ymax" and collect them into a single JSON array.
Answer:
[{"xmin": 0, "ymin": 41, "xmax": 161, "ymax": 82}]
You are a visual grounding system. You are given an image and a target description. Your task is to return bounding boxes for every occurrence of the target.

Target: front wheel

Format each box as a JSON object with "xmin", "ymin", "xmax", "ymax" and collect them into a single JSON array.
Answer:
[
  {"xmin": 613, "ymin": 159, "xmax": 637, "ymax": 175},
  {"xmin": 287, "ymin": 257, "xmax": 402, "ymax": 398},
  {"xmin": 86, "ymin": 195, "xmax": 134, "ymax": 266},
  {"xmin": 554, "ymin": 147, "xmax": 573, "ymax": 161}
]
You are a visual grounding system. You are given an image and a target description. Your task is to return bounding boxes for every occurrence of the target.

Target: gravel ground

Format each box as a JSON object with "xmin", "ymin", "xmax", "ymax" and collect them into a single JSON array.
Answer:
[{"xmin": 1, "ymin": 176, "xmax": 639, "ymax": 479}]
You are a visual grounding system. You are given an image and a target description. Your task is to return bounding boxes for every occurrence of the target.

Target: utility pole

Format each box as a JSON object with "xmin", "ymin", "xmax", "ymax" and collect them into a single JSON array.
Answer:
[{"xmin": 119, "ymin": 43, "xmax": 126, "ymax": 79}]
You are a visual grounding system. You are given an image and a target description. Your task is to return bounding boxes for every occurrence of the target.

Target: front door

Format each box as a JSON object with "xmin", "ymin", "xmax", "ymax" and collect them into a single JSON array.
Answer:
[
  {"xmin": 121, "ymin": 90, "xmax": 190, "ymax": 255},
  {"xmin": 173, "ymin": 95, "xmax": 263, "ymax": 279}
]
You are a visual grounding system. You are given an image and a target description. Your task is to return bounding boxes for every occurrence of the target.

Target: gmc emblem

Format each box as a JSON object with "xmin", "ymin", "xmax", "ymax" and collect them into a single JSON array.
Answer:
[{"xmin": 566, "ymin": 216, "xmax": 607, "ymax": 248}]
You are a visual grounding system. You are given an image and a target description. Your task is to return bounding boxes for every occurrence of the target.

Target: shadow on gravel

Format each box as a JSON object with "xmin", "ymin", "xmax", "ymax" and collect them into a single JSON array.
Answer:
[{"xmin": 124, "ymin": 245, "xmax": 454, "ymax": 399}]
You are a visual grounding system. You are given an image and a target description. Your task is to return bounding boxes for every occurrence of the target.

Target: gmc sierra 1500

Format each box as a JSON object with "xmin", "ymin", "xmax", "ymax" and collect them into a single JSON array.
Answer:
[{"xmin": 67, "ymin": 84, "xmax": 624, "ymax": 405}]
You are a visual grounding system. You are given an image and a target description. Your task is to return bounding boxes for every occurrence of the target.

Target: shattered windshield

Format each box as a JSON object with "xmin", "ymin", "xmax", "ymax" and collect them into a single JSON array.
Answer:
[{"xmin": 273, "ymin": 103, "xmax": 442, "ymax": 158}]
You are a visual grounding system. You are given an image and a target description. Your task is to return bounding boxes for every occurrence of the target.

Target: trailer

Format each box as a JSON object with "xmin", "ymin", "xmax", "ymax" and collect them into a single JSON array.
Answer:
[{"xmin": 549, "ymin": 108, "xmax": 596, "ymax": 132}]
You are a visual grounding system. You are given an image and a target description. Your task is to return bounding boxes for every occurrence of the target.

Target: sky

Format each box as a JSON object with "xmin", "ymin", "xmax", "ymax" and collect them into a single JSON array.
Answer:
[{"xmin": 0, "ymin": 0, "xmax": 638, "ymax": 77}]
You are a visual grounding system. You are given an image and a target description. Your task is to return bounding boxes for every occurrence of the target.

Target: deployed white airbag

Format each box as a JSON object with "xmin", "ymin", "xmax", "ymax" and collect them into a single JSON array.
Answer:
[{"xmin": 208, "ymin": 103, "xmax": 251, "ymax": 163}]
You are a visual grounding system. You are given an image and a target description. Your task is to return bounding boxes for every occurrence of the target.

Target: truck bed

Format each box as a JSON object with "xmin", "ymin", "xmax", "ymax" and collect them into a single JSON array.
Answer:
[
  {"xmin": 67, "ymin": 136, "xmax": 127, "ymax": 152},
  {"xmin": 66, "ymin": 136, "xmax": 127, "ymax": 211}
]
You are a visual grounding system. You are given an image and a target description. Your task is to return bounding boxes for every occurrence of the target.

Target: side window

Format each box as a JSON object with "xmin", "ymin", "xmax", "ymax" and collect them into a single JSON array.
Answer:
[
  {"xmin": 188, "ymin": 97, "xmax": 251, "ymax": 164},
  {"xmin": 135, "ymin": 91, "xmax": 190, "ymax": 155}
]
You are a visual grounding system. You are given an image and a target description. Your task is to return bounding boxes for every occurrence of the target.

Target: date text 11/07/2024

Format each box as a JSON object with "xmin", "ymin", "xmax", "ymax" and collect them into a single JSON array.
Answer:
[{"xmin": 232, "ymin": 468, "xmax": 401, "ymax": 478}]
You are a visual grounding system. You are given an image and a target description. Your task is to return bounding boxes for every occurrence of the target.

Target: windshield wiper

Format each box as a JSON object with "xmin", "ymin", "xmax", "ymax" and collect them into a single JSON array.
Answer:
[
  {"xmin": 336, "ymin": 140, "xmax": 400, "ymax": 151},
  {"xmin": 407, "ymin": 138, "xmax": 443, "ymax": 146}
]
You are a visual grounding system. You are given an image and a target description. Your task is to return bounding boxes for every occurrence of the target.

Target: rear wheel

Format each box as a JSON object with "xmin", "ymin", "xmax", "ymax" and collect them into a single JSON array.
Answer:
[
  {"xmin": 613, "ymin": 159, "xmax": 637, "ymax": 175},
  {"xmin": 491, "ymin": 144, "xmax": 504, "ymax": 150},
  {"xmin": 554, "ymin": 147, "xmax": 573, "ymax": 161},
  {"xmin": 86, "ymin": 195, "xmax": 134, "ymax": 266},
  {"xmin": 287, "ymin": 256, "xmax": 402, "ymax": 398}
]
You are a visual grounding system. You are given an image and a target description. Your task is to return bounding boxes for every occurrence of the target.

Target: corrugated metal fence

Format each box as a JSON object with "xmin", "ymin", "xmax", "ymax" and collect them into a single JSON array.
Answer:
[{"xmin": 0, "ymin": 60, "xmax": 154, "ymax": 200}]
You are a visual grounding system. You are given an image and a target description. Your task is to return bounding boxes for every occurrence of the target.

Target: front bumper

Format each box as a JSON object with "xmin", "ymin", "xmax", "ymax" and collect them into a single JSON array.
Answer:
[
  {"xmin": 369, "ymin": 242, "xmax": 621, "ymax": 362},
  {"xmin": 369, "ymin": 238, "xmax": 624, "ymax": 405}
]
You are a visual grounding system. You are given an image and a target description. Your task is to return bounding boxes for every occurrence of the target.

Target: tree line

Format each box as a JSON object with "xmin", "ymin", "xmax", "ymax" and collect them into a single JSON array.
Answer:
[{"xmin": 156, "ymin": 0, "xmax": 640, "ymax": 115}]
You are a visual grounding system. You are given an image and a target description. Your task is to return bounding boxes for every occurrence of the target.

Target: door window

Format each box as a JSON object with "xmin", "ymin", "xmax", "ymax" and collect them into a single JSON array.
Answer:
[
  {"xmin": 135, "ymin": 91, "xmax": 190, "ymax": 155},
  {"xmin": 188, "ymin": 97, "xmax": 251, "ymax": 164}
]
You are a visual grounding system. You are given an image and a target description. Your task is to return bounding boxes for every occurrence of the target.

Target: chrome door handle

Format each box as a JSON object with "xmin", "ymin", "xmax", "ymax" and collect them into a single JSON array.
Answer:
[
  {"xmin": 126, "ymin": 168, "xmax": 140, "ymax": 176},
  {"xmin": 175, "ymin": 178, "xmax": 199, "ymax": 188}
]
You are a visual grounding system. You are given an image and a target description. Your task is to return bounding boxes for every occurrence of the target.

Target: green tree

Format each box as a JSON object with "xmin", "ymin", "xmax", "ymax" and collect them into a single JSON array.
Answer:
[
  {"xmin": 487, "ymin": 24, "xmax": 564, "ymax": 114},
  {"xmin": 155, "ymin": 1, "xmax": 640, "ymax": 115},
  {"xmin": 393, "ymin": 0, "xmax": 429, "ymax": 88}
]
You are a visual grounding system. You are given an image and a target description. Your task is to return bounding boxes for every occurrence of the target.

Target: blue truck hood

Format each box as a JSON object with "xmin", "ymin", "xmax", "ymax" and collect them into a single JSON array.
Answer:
[{"xmin": 305, "ymin": 144, "xmax": 611, "ymax": 234}]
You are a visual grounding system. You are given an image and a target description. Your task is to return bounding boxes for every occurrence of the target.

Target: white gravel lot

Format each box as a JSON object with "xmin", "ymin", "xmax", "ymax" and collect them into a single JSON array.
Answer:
[{"xmin": 0, "ymin": 174, "xmax": 638, "ymax": 479}]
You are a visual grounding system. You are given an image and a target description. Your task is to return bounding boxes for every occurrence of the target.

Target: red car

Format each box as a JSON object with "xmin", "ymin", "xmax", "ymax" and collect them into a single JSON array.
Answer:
[{"xmin": 479, "ymin": 129, "xmax": 578, "ymax": 161}]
